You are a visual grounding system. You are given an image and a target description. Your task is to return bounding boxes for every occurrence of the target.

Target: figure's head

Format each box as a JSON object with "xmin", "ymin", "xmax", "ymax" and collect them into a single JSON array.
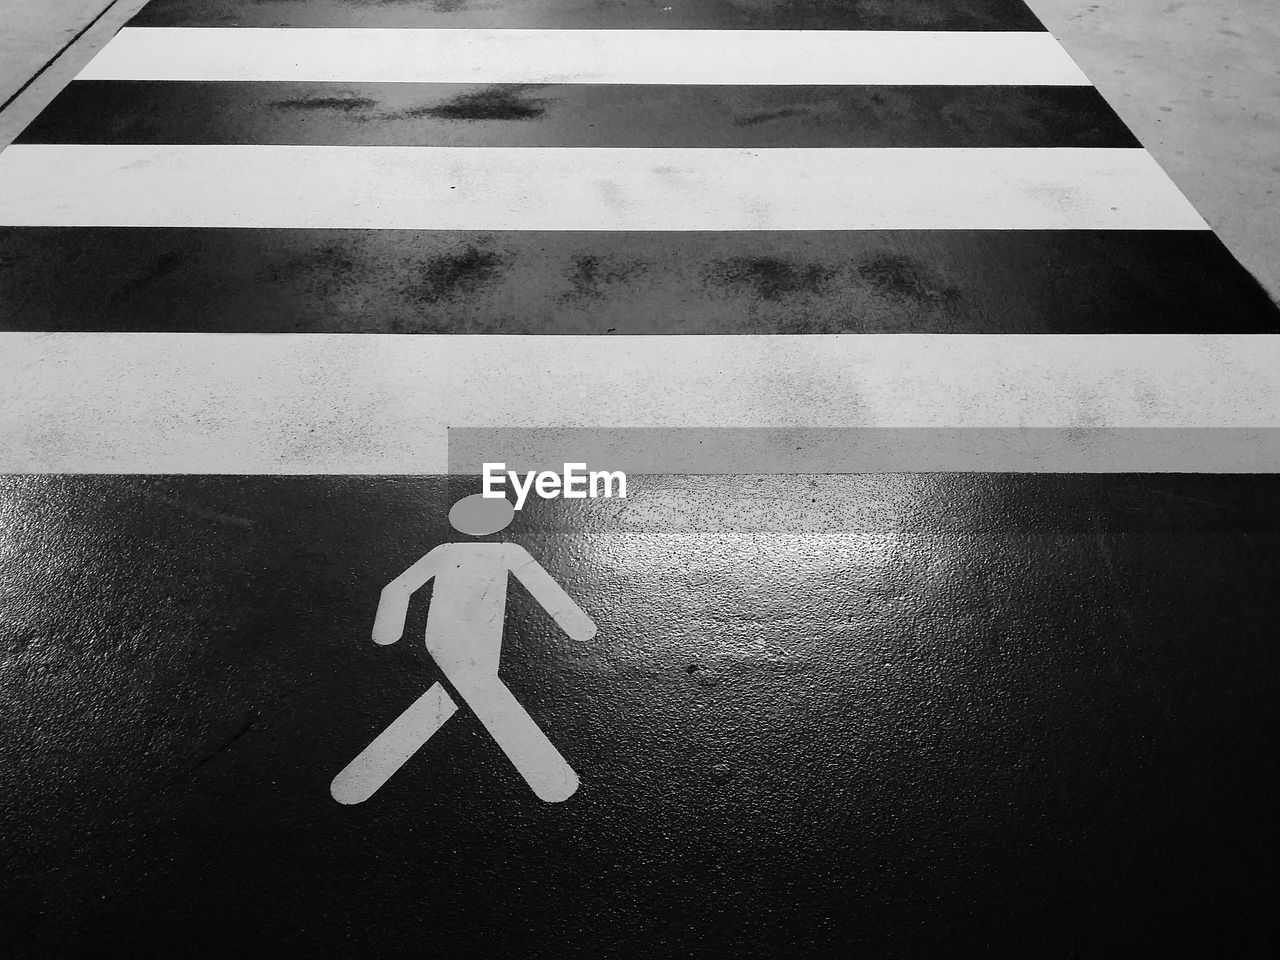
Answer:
[{"xmin": 449, "ymin": 494, "xmax": 515, "ymax": 536}]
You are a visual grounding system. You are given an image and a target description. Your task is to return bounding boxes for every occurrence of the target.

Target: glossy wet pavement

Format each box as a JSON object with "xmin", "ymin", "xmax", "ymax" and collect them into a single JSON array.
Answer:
[
  {"xmin": 2, "ymin": 474, "xmax": 1278, "ymax": 957},
  {"xmin": 1, "ymin": 1, "xmax": 1279, "ymax": 957}
]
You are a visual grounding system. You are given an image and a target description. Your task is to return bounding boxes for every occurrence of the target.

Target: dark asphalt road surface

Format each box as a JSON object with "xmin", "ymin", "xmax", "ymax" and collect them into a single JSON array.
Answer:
[
  {"xmin": 1, "ymin": 475, "xmax": 1277, "ymax": 957},
  {"xmin": 1, "ymin": 0, "xmax": 1277, "ymax": 956}
]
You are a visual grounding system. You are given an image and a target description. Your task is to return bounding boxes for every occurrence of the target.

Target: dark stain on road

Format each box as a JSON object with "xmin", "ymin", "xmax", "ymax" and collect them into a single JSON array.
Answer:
[
  {"xmin": 704, "ymin": 255, "xmax": 836, "ymax": 301},
  {"xmin": 733, "ymin": 106, "xmax": 810, "ymax": 127},
  {"xmin": 559, "ymin": 253, "xmax": 647, "ymax": 301},
  {"xmin": 857, "ymin": 253, "xmax": 962, "ymax": 305},
  {"xmin": 271, "ymin": 240, "xmax": 363, "ymax": 298},
  {"xmin": 270, "ymin": 94, "xmax": 379, "ymax": 112},
  {"xmin": 408, "ymin": 243, "xmax": 506, "ymax": 303},
  {"xmin": 408, "ymin": 86, "xmax": 548, "ymax": 122}
]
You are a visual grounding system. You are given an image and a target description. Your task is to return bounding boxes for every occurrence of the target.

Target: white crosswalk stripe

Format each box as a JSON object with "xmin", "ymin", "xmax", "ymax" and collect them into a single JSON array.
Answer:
[
  {"xmin": 2, "ymin": 334, "xmax": 1277, "ymax": 472},
  {"xmin": 0, "ymin": 4, "xmax": 1273, "ymax": 472},
  {"xmin": 0, "ymin": 145, "xmax": 1205, "ymax": 231},
  {"xmin": 77, "ymin": 27, "xmax": 1092, "ymax": 85}
]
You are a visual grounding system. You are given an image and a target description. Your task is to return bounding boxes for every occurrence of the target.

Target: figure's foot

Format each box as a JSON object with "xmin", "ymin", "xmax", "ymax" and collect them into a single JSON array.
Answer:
[
  {"xmin": 330, "ymin": 683, "xmax": 459, "ymax": 804},
  {"xmin": 529, "ymin": 764, "xmax": 579, "ymax": 803}
]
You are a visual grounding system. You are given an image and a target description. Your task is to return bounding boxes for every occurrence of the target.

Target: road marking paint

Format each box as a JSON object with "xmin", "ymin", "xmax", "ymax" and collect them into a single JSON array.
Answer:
[
  {"xmin": 333, "ymin": 505, "xmax": 593, "ymax": 805},
  {"xmin": 77, "ymin": 28, "xmax": 1091, "ymax": 86},
  {"xmin": 331, "ymin": 683, "xmax": 459, "ymax": 805},
  {"xmin": 0, "ymin": 146, "xmax": 1206, "ymax": 230},
  {"xmin": 1, "ymin": 334, "xmax": 1276, "ymax": 473}
]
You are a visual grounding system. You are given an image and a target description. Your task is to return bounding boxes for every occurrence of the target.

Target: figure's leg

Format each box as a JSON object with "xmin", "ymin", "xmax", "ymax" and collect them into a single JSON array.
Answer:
[
  {"xmin": 330, "ymin": 682, "xmax": 458, "ymax": 804},
  {"xmin": 449, "ymin": 674, "xmax": 579, "ymax": 803}
]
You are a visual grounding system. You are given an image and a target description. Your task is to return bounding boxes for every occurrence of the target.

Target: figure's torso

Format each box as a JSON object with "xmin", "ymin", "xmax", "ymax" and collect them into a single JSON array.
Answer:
[{"xmin": 422, "ymin": 542, "xmax": 518, "ymax": 679}]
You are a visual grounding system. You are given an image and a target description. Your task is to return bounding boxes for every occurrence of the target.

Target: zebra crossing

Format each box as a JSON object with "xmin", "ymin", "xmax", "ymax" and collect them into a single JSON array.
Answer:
[{"xmin": 0, "ymin": 0, "xmax": 1278, "ymax": 956}]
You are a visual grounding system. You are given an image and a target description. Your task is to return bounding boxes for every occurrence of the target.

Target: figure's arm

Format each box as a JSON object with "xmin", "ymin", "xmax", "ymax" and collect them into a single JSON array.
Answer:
[
  {"xmin": 371, "ymin": 547, "xmax": 446, "ymax": 645},
  {"xmin": 506, "ymin": 545, "xmax": 597, "ymax": 641}
]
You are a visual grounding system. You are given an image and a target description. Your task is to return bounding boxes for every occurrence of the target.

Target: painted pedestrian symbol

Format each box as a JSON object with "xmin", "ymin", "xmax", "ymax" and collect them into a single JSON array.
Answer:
[{"xmin": 330, "ymin": 495, "xmax": 596, "ymax": 805}]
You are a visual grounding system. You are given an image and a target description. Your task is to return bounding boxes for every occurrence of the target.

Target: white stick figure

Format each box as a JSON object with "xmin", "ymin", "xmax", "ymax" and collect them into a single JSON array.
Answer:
[{"xmin": 330, "ymin": 494, "xmax": 596, "ymax": 805}]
